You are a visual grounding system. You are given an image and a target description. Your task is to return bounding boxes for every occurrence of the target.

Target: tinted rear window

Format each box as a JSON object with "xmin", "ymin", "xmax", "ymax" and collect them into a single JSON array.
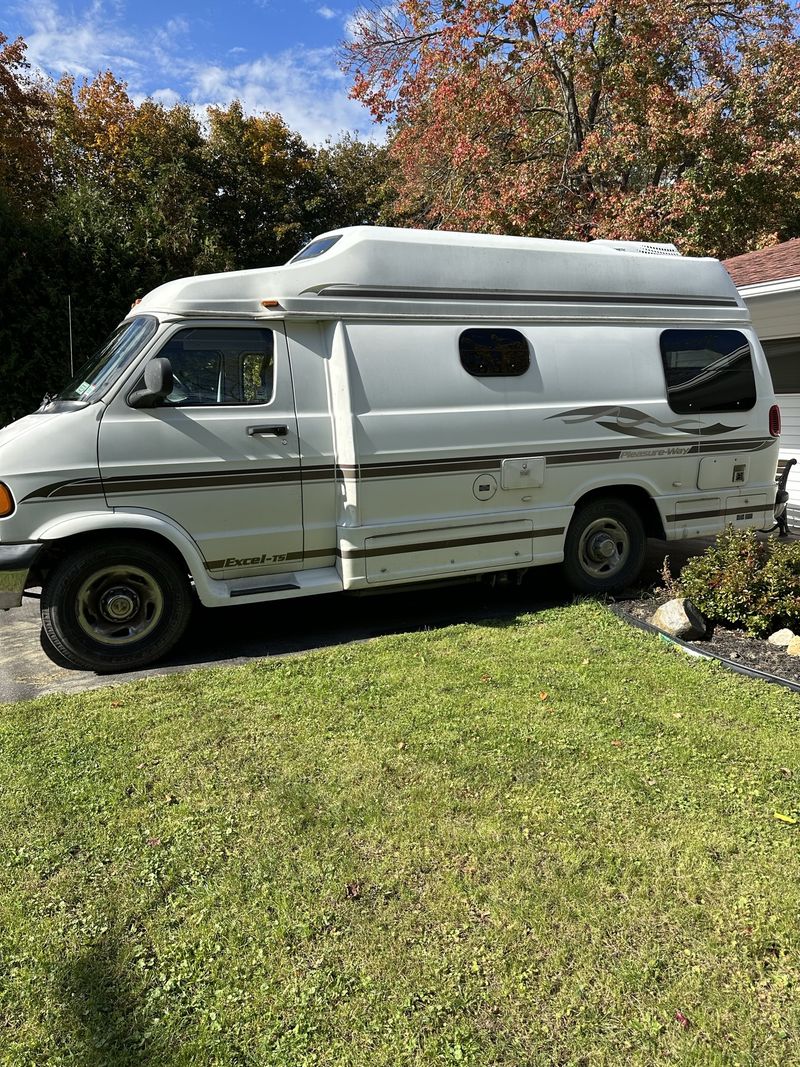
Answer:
[{"xmin": 660, "ymin": 330, "xmax": 756, "ymax": 413}]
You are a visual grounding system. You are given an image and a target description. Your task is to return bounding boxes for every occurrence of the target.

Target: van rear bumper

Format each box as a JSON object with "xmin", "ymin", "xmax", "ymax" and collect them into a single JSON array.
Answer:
[{"xmin": 0, "ymin": 543, "xmax": 42, "ymax": 610}]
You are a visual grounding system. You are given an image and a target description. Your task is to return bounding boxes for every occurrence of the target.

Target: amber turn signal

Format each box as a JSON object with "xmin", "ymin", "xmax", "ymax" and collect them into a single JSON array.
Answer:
[
  {"xmin": 260, "ymin": 299, "xmax": 280, "ymax": 308},
  {"xmin": 0, "ymin": 482, "xmax": 14, "ymax": 517}
]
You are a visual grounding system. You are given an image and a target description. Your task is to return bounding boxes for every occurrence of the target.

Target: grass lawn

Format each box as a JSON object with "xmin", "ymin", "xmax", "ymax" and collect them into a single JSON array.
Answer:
[{"xmin": 2, "ymin": 601, "xmax": 800, "ymax": 1066}]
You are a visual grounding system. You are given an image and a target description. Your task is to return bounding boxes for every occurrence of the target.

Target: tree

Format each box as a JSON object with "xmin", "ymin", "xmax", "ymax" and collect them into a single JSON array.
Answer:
[
  {"xmin": 311, "ymin": 134, "xmax": 401, "ymax": 231},
  {"xmin": 203, "ymin": 102, "xmax": 322, "ymax": 269},
  {"xmin": 346, "ymin": 0, "xmax": 800, "ymax": 255},
  {"xmin": 0, "ymin": 42, "xmax": 393, "ymax": 426},
  {"xmin": 0, "ymin": 33, "xmax": 52, "ymax": 209}
]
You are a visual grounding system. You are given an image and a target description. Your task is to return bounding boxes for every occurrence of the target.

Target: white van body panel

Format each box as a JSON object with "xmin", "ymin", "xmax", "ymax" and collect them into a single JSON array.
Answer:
[{"xmin": 0, "ymin": 226, "xmax": 779, "ymax": 625}]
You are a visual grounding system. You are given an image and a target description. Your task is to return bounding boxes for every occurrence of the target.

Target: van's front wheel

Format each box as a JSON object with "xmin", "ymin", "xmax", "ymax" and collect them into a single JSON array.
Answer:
[
  {"xmin": 562, "ymin": 498, "xmax": 646, "ymax": 594},
  {"xmin": 41, "ymin": 540, "xmax": 192, "ymax": 672}
]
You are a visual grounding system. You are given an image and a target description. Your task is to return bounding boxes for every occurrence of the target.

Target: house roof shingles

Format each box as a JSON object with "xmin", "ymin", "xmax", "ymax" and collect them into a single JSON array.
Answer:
[{"xmin": 723, "ymin": 238, "xmax": 800, "ymax": 288}]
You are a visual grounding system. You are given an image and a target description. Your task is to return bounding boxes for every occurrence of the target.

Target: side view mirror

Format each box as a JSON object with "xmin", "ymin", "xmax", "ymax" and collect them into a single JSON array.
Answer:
[{"xmin": 129, "ymin": 358, "xmax": 174, "ymax": 408}]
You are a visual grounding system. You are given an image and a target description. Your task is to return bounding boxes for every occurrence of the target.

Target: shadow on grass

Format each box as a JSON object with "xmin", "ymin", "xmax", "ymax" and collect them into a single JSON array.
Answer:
[{"xmin": 58, "ymin": 925, "xmax": 163, "ymax": 1067}]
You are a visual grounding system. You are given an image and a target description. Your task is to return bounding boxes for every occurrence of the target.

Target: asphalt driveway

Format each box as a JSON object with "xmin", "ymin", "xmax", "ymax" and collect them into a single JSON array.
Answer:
[{"xmin": 0, "ymin": 538, "xmax": 711, "ymax": 703}]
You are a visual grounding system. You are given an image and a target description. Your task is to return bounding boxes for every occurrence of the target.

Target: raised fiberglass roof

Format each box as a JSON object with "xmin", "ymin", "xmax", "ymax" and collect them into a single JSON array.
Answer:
[{"xmin": 131, "ymin": 226, "xmax": 744, "ymax": 321}]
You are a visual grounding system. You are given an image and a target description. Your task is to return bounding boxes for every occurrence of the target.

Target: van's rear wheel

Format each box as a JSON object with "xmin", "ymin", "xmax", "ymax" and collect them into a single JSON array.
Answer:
[
  {"xmin": 562, "ymin": 498, "xmax": 646, "ymax": 594},
  {"xmin": 41, "ymin": 540, "xmax": 192, "ymax": 672}
]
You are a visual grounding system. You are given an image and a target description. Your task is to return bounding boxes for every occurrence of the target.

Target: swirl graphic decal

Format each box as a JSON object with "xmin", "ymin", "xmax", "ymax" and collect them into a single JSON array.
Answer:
[{"xmin": 545, "ymin": 405, "xmax": 743, "ymax": 440}]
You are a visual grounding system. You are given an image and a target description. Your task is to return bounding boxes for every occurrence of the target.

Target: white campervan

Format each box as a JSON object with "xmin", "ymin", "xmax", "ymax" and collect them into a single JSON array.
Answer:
[{"xmin": 0, "ymin": 227, "xmax": 780, "ymax": 671}]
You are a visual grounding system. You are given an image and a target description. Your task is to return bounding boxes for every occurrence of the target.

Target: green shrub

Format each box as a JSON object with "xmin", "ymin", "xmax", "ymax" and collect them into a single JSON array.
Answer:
[{"xmin": 679, "ymin": 526, "xmax": 800, "ymax": 636}]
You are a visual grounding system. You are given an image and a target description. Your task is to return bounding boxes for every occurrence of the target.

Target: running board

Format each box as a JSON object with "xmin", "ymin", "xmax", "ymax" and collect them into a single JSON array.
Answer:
[
  {"xmin": 197, "ymin": 567, "xmax": 344, "ymax": 608},
  {"xmin": 229, "ymin": 582, "xmax": 298, "ymax": 598}
]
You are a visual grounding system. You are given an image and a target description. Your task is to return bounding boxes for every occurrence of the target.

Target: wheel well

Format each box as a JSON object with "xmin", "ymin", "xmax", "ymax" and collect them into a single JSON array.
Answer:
[
  {"xmin": 30, "ymin": 530, "xmax": 191, "ymax": 587},
  {"xmin": 572, "ymin": 486, "xmax": 666, "ymax": 540}
]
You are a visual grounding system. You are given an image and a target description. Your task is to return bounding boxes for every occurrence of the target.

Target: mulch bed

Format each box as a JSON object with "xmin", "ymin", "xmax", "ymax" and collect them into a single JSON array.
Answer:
[{"xmin": 619, "ymin": 592, "xmax": 800, "ymax": 690}]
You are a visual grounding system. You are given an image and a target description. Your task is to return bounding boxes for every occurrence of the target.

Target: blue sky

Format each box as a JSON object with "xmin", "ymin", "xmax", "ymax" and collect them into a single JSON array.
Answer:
[{"xmin": 2, "ymin": 0, "xmax": 381, "ymax": 143}]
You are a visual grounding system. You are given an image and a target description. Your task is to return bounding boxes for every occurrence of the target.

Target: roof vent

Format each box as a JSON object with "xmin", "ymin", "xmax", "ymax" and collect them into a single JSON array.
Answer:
[{"xmin": 594, "ymin": 239, "xmax": 681, "ymax": 257}]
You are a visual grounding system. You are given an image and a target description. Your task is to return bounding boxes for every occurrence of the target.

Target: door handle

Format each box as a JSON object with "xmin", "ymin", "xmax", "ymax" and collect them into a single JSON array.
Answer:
[{"xmin": 247, "ymin": 424, "xmax": 288, "ymax": 437}]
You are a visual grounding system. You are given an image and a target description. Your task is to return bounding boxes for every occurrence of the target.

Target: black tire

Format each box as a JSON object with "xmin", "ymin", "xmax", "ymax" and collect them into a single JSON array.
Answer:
[
  {"xmin": 562, "ymin": 497, "xmax": 646, "ymax": 594},
  {"xmin": 41, "ymin": 540, "xmax": 192, "ymax": 672}
]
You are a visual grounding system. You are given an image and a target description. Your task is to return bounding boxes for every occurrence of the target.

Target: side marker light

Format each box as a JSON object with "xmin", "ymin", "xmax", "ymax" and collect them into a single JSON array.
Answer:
[{"xmin": 0, "ymin": 483, "xmax": 14, "ymax": 517}]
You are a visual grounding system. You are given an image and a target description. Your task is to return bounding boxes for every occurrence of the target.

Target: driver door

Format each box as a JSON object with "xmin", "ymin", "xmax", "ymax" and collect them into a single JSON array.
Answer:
[{"xmin": 98, "ymin": 322, "xmax": 303, "ymax": 579}]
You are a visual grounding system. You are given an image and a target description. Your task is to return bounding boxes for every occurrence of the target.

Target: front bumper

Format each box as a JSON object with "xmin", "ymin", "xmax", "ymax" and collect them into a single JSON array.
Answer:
[{"xmin": 0, "ymin": 543, "xmax": 43, "ymax": 610}]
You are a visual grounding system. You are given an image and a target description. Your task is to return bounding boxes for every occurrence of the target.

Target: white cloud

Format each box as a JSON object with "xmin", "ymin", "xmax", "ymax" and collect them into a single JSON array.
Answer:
[
  {"xmin": 317, "ymin": 5, "xmax": 338, "ymax": 17},
  {"xmin": 18, "ymin": 0, "xmax": 145, "ymax": 80},
  {"xmin": 165, "ymin": 16, "xmax": 190, "ymax": 35},
  {"xmin": 149, "ymin": 87, "xmax": 182, "ymax": 107},
  {"xmin": 184, "ymin": 47, "xmax": 378, "ymax": 143},
  {"xmin": 10, "ymin": 0, "xmax": 380, "ymax": 143}
]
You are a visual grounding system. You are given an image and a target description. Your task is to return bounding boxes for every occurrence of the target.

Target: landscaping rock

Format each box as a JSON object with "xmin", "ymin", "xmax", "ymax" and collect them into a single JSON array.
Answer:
[
  {"xmin": 768, "ymin": 628, "xmax": 796, "ymax": 647},
  {"xmin": 650, "ymin": 598, "xmax": 707, "ymax": 640},
  {"xmin": 785, "ymin": 637, "xmax": 800, "ymax": 658}
]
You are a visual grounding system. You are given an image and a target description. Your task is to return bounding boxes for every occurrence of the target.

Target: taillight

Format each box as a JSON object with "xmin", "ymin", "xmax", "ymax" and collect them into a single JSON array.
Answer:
[
  {"xmin": 0, "ymin": 482, "xmax": 14, "ymax": 517},
  {"xmin": 769, "ymin": 404, "xmax": 781, "ymax": 438}
]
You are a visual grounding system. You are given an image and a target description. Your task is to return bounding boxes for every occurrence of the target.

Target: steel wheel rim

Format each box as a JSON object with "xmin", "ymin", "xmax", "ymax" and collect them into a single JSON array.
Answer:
[
  {"xmin": 577, "ymin": 517, "xmax": 631, "ymax": 579},
  {"xmin": 75, "ymin": 565, "xmax": 165, "ymax": 647}
]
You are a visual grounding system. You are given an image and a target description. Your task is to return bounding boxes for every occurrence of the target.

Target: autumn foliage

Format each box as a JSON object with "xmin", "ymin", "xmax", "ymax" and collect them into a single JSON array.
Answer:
[
  {"xmin": 2, "ymin": 8, "xmax": 800, "ymax": 425},
  {"xmin": 0, "ymin": 35, "xmax": 395, "ymax": 425},
  {"xmin": 346, "ymin": 0, "xmax": 800, "ymax": 254}
]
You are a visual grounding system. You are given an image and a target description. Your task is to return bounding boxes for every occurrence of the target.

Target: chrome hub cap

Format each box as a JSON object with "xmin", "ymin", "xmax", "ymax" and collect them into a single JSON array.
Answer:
[
  {"xmin": 76, "ymin": 566, "xmax": 164, "ymax": 646},
  {"xmin": 578, "ymin": 518, "xmax": 630, "ymax": 578},
  {"xmin": 101, "ymin": 587, "xmax": 140, "ymax": 622},
  {"xmin": 588, "ymin": 533, "xmax": 617, "ymax": 561}
]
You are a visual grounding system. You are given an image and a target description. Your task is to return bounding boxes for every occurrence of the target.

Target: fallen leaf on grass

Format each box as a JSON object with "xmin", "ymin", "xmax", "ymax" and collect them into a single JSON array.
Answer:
[
  {"xmin": 610, "ymin": 740, "xmax": 623, "ymax": 748},
  {"xmin": 674, "ymin": 1010, "xmax": 690, "ymax": 1029},
  {"xmin": 773, "ymin": 812, "xmax": 798, "ymax": 825},
  {"xmin": 146, "ymin": 837, "xmax": 162, "ymax": 848},
  {"xmin": 345, "ymin": 881, "xmax": 362, "ymax": 900},
  {"xmin": 539, "ymin": 692, "xmax": 549, "ymax": 701}
]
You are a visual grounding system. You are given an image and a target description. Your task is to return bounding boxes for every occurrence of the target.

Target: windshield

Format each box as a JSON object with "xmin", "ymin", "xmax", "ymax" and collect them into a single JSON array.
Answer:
[{"xmin": 56, "ymin": 316, "xmax": 159, "ymax": 403}]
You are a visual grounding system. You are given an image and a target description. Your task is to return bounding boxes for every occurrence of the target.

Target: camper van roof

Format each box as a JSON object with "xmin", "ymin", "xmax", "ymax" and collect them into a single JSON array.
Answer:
[{"xmin": 132, "ymin": 225, "xmax": 744, "ymax": 322}]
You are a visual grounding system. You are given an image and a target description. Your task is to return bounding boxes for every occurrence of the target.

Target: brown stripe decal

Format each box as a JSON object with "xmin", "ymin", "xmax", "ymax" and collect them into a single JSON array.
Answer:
[
  {"xmin": 341, "ymin": 528, "xmax": 534, "ymax": 560},
  {"xmin": 342, "ymin": 525, "xmax": 564, "ymax": 560},
  {"xmin": 23, "ymin": 438, "xmax": 775, "ymax": 502},
  {"xmin": 204, "ymin": 527, "xmax": 564, "ymax": 570},
  {"xmin": 667, "ymin": 503, "xmax": 772, "ymax": 523},
  {"xmin": 205, "ymin": 546, "xmax": 338, "ymax": 569},
  {"xmin": 23, "ymin": 478, "xmax": 106, "ymax": 501},
  {"xmin": 105, "ymin": 465, "xmax": 312, "ymax": 494},
  {"xmin": 317, "ymin": 285, "xmax": 740, "ymax": 309}
]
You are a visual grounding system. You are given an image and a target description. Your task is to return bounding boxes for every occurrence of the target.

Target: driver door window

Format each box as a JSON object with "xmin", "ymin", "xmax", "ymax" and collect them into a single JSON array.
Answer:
[{"xmin": 153, "ymin": 327, "xmax": 275, "ymax": 406}]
